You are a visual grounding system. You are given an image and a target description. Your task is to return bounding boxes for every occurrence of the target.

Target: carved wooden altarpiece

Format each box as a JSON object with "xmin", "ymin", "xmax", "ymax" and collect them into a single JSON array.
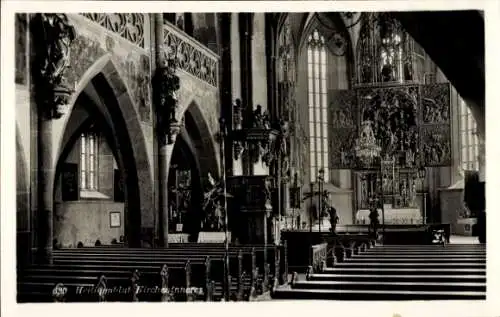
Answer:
[{"xmin": 328, "ymin": 82, "xmax": 451, "ymax": 209}]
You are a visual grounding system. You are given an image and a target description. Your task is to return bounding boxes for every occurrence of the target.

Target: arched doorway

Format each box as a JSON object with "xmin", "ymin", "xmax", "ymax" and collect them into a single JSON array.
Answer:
[{"xmin": 53, "ymin": 62, "xmax": 153, "ymax": 248}]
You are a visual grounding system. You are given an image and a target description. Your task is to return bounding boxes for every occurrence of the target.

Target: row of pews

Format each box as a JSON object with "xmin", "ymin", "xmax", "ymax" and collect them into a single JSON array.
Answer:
[
  {"xmin": 272, "ymin": 242, "xmax": 486, "ymax": 300},
  {"xmin": 17, "ymin": 243, "xmax": 288, "ymax": 302}
]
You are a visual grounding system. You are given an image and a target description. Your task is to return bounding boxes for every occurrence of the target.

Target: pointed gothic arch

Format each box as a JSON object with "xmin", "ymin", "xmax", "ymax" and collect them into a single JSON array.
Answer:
[{"xmin": 53, "ymin": 58, "xmax": 154, "ymax": 247}]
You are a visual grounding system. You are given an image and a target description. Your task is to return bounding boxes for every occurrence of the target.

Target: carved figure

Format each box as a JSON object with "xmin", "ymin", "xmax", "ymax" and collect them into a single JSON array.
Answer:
[
  {"xmin": 328, "ymin": 207, "xmax": 339, "ymax": 233},
  {"xmin": 252, "ymin": 105, "xmax": 264, "ymax": 128},
  {"xmin": 96, "ymin": 275, "xmax": 107, "ymax": 302},
  {"xmin": 357, "ymin": 120, "xmax": 378, "ymax": 152},
  {"xmin": 411, "ymin": 178, "xmax": 418, "ymax": 207},
  {"xmin": 401, "ymin": 179, "xmax": 408, "ymax": 206},
  {"xmin": 340, "ymin": 149, "xmax": 348, "ymax": 166},
  {"xmin": 361, "ymin": 177, "xmax": 368, "ymax": 206},
  {"xmin": 155, "ymin": 58, "xmax": 181, "ymax": 143},
  {"xmin": 263, "ymin": 178, "xmax": 273, "ymax": 210},
  {"xmin": 32, "ymin": 14, "xmax": 76, "ymax": 119},
  {"xmin": 233, "ymin": 99, "xmax": 243, "ymax": 127},
  {"xmin": 38, "ymin": 14, "xmax": 76, "ymax": 85}
]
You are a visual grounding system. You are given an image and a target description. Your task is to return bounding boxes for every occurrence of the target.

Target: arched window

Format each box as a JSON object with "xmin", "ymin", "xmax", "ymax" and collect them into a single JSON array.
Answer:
[
  {"xmin": 307, "ymin": 29, "xmax": 329, "ymax": 183},
  {"xmin": 459, "ymin": 99, "xmax": 479, "ymax": 171},
  {"xmin": 80, "ymin": 130, "xmax": 99, "ymax": 191}
]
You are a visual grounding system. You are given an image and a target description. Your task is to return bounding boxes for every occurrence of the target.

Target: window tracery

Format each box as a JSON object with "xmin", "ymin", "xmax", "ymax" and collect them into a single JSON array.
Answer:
[
  {"xmin": 307, "ymin": 29, "xmax": 329, "ymax": 183},
  {"xmin": 80, "ymin": 130, "xmax": 99, "ymax": 191}
]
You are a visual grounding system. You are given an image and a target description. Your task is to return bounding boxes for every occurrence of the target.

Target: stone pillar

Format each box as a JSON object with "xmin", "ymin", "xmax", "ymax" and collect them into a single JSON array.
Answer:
[
  {"xmin": 30, "ymin": 13, "xmax": 76, "ymax": 263},
  {"xmin": 37, "ymin": 119, "xmax": 55, "ymax": 264},
  {"xmin": 155, "ymin": 14, "xmax": 169, "ymax": 247},
  {"xmin": 154, "ymin": 14, "xmax": 181, "ymax": 246},
  {"xmin": 159, "ymin": 146, "xmax": 170, "ymax": 246}
]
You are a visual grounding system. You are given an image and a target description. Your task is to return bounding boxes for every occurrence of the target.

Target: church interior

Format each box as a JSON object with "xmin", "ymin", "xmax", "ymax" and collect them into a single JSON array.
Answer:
[{"xmin": 15, "ymin": 11, "xmax": 486, "ymax": 302}]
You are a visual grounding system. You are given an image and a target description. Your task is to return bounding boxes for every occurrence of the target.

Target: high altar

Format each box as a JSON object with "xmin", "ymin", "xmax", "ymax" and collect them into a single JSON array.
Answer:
[
  {"xmin": 326, "ymin": 14, "xmax": 452, "ymax": 225},
  {"xmin": 343, "ymin": 82, "xmax": 451, "ymax": 225}
]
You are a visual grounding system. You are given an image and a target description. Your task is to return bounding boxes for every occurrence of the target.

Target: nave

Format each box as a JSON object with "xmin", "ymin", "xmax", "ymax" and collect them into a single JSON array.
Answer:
[
  {"xmin": 17, "ymin": 234, "xmax": 485, "ymax": 302},
  {"xmin": 14, "ymin": 10, "xmax": 487, "ymax": 304}
]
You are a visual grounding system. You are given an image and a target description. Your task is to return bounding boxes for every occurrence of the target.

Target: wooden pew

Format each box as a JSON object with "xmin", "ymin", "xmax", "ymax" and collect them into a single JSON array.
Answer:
[{"xmin": 20, "ymin": 243, "xmax": 287, "ymax": 302}]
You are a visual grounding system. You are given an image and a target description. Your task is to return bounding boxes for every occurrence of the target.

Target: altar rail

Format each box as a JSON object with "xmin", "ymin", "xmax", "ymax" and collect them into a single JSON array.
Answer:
[
  {"xmin": 281, "ymin": 231, "xmax": 375, "ymax": 273},
  {"xmin": 163, "ymin": 21, "xmax": 219, "ymax": 87}
]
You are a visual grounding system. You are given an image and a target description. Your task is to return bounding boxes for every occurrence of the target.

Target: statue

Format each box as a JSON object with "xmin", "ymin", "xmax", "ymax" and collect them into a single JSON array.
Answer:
[
  {"xmin": 368, "ymin": 206, "xmax": 379, "ymax": 239},
  {"xmin": 401, "ymin": 179, "xmax": 408, "ymax": 206},
  {"xmin": 361, "ymin": 177, "xmax": 368, "ymax": 207},
  {"xmin": 96, "ymin": 275, "xmax": 107, "ymax": 302},
  {"xmin": 328, "ymin": 206, "xmax": 339, "ymax": 233},
  {"xmin": 233, "ymin": 99, "xmax": 243, "ymax": 127},
  {"xmin": 38, "ymin": 14, "xmax": 76, "ymax": 85},
  {"xmin": 264, "ymin": 178, "xmax": 273, "ymax": 210},
  {"xmin": 340, "ymin": 148, "xmax": 348, "ymax": 166},
  {"xmin": 411, "ymin": 178, "xmax": 418, "ymax": 207},
  {"xmin": 155, "ymin": 55, "xmax": 181, "ymax": 144},
  {"xmin": 252, "ymin": 105, "xmax": 264, "ymax": 128},
  {"xmin": 203, "ymin": 173, "xmax": 232, "ymax": 231},
  {"xmin": 382, "ymin": 175, "xmax": 389, "ymax": 193},
  {"xmin": 33, "ymin": 14, "xmax": 76, "ymax": 119},
  {"xmin": 359, "ymin": 121, "xmax": 377, "ymax": 146}
]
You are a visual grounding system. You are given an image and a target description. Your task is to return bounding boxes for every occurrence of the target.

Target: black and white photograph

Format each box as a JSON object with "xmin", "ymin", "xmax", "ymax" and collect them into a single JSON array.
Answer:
[{"xmin": 2, "ymin": 1, "xmax": 498, "ymax": 315}]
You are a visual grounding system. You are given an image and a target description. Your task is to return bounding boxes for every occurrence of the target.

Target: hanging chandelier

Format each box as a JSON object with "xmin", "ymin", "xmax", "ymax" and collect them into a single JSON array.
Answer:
[{"xmin": 355, "ymin": 120, "xmax": 381, "ymax": 167}]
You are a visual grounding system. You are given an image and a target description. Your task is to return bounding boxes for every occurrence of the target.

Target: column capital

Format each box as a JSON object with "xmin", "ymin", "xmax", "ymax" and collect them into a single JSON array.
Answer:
[{"xmin": 31, "ymin": 14, "xmax": 77, "ymax": 120}]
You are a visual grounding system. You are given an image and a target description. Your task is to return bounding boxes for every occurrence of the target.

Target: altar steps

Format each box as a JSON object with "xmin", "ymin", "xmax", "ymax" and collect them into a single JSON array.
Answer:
[
  {"xmin": 328, "ymin": 263, "xmax": 485, "ymax": 269},
  {"xmin": 307, "ymin": 273, "xmax": 486, "ymax": 283},
  {"xmin": 272, "ymin": 288, "xmax": 486, "ymax": 300},
  {"xmin": 271, "ymin": 244, "xmax": 486, "ymax": 300},
  {"xmin": 345, "ymin": 257, "xmax": 485, "ymax": 262},
  {"xmin": 289, "ymin": 280, "xmax": 485, "ymax": 292}
]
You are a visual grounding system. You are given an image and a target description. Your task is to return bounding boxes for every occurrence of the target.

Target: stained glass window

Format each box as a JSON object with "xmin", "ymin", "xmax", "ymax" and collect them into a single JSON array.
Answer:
[
  {"xmin": 459, "ymin": 99, "xmax": 479, "ymax": 171},
  {"xmin": 80, "ymin": 131, "xmax": 99, "ymax": 190},
  {"xmin": 307, "ymin": 29, "xmax": 329, "ymax": 183}
]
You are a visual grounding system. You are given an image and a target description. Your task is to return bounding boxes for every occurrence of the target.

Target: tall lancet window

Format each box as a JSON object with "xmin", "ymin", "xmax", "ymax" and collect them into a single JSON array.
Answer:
[
  {"xmin": 460, "ymin": 99, "xmax": 479, "ymax": 171},
  {"xmin": 80, "ymin": 130, "xmax": 99, "ymax": 191},
  {"xmin": 307, "ymin": 29, "xmax": 329, "ymax": 183}
]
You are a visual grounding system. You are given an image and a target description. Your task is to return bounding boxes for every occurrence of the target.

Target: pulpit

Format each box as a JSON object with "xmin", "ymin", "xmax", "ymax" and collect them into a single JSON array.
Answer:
[{"xmin": 226, "ymin": 175, "xmax": 274, "ymax": 244}]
